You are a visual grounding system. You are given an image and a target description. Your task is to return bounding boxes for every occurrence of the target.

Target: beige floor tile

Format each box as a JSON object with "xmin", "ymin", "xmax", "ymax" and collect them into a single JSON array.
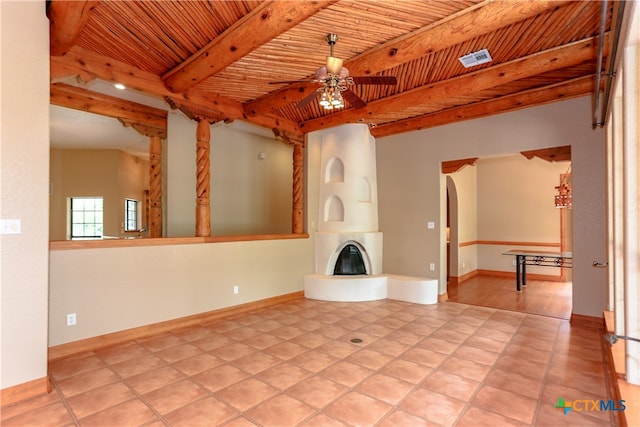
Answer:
[
  {"xmin": 110, "ymin": 353, "xmax": 166, "ymax": 378},
  {"xmin": 356, "ymin": 373, "xmax": 415, "ymax": 405},
  {"xmin": 288, "ymin": 350, "xmax": 337, "ymax": 373},
  {"xmin": 231, "ymin": 351, "xmax": 282, "ymax": 375},
  {"xmin": 319, "ymin": 361, "xmax": 373, "ymax": 387},
  {"xmin": 156, "ymin": 343, "xmax": 202, "ymax": 363},
  {"xmin": 323, "ymin": 391, "xmax": 393, "ymax": 426},
  {"xmin": 346, "ymin": 348, "xmax": 393, "ymax": 370},
  {"xmin": 1, "ymin": 401, "xmax": 74, "ymax": 427},
  {"xmin": 0, "ymin": 389, "xmax": 63, "ymax": 421},
  {"xmin": 216, "ymin": 378, "xmax": 279, "ymax": 412},
  {"xmin": 377, "ymin": 409, "xmax": 440, "ymax": 426},
  {"xmin": 126, "ymin": 365, "xmax": 185, "ymax": 394},
  {"xmin": 192, "ymin": 364, "xmax": 249, "ymax": 392},
  {"xmin": 143, "ymin": 380, "xmax": 209, "ymax": 415},
  {"xmin": 416, "ymin": 336, "xmax": 462, "ymax": 354},
  {"xmin": 66, "ymin": 382, "xmax": 136, "ymax": 419},
  {"xmin": 464, "ymin": 335, "xmax": 509, "ymax": 353},
  {"xmin": 471, "ymin": 385, "xmax": 538, "ymax": 424},
  {"xmin": 262, "ymin": 341, "xmax": 308, "ymax": 361},
  {"xmin": 453, "ymin": 344, "xmax": 501, "ymax": 365},
  {"xmin": 55, "ymin": 367, "xmax": 119, "ymax": 397},
  {"xmin": 399, "ymin": 388, "xmax": 466, "ymax": 426},
  {"xmin": 380, "ymin": 358, "xmax": 433, "ymax": 384},
  {"xmin": 77, "ymin": 398, "xmax": 156, "ymax": 426},
  {"xmin": 401, "ymin": 347, "xmax": 448, "ymax": 368},
  {"xmin": 483, "ymin": 368, "xmax": 543, "ymax": 399},
  {"xmin": 246, "ymin": 394, "xmax": 316, "ymax": 426},
  {"xmin": 8, "ymin": 298, "xmax": 617, "ymax": 427},
  {"xmin": 171, "ymin": 352, "xmax": 225, "ymax": 376},
  {"xmin": 255, "ymin": 362, "xmax": 311, "ymax": 390},
  {"xmin": 457, "ymin": 406, "xmax": 529, "ymax": 427},
  {"xmin": 298, "ymin": 412, "xmax": 347, "ymax": 426},
  {"xmin": 138, "ymin": 333, "xmax": 187, "ymax": 352},
  {"xmin": 94, "ymin": 342, "xmax": 150, "ymax": 365},
  {"xmin": 48, "ymin": 353, "xmax": 106, "ymax": 380},
  {"xmin": 421, "ymin": 370, "xmax": 480, "ymax": 402},
  {"xmin": 439, "ymin": 356, "xmax": 490, "ymax": 382},
  {"xmin": 285, "ymin": 375, "xmax": 349, "ymax": 408}
]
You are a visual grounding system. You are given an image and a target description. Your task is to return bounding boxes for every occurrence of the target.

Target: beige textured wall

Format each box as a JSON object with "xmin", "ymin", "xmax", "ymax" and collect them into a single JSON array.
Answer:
[
  {"xmin": 377, "ymin": 96, "xmax": 606, "ymax": 317},
  {"xmin": 447, "ymin": 164, "xmax": 478, "ymax": 277},
  {"xmin": 49, "ymin": 149, "xmax": 147, "ymax": 239},
  {"xmin": 118, "ymin": 151, "xmax": 148, "ymax": 231},
  {"xmin": 49, "ymin": 238, "xmax": 313, "ymax": 346},
  {"xmin": 166, "ymin": 115, "xmax": 293, "ymax": 237},
  {"xmin": 476, "ymin": 155, "xmax": 568, "ymax": 275},
  {"xmin": 0, "ymin": 0, "xmax": 50, "ymax": 389}
]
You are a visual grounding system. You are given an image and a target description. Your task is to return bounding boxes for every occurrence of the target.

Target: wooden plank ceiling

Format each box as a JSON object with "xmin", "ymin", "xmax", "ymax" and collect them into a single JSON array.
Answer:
[{"xmin": 49, "ymin": 0, "xmax": 614, "ymax": 141}]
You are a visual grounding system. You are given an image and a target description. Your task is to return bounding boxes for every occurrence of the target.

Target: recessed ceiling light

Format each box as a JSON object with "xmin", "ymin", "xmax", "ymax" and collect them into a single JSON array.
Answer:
[{"xmin": 114, "ymin": 83, "xmax": 126, "ymax": 90}]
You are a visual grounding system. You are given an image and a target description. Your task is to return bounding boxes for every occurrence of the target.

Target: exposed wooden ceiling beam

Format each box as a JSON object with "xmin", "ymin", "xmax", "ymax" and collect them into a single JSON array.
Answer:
[
  {"xmin": 50, "ymin": 83, "xmax": 167, "ymax": 138},
  {"xmin": 51, "ymin": 46, "xmax": 302, "ymax": 138},
  {"xmin": 162, "ymin": 0, "xmax": 337, "ymax": 94},
  {"xmin": 244, "ymin": 0, "xmax": 570, "ymax": 117},
  {"xmin": 371, "ymin": 76, "xmax": 595, "ymax": 138},
  {"xmin": 302, "ymin": 35, "xmax": 608, "ymax": 133},
  {"xmin": 442, "ymin": 158, "xmax": 478, "ymax": 174},
  {"xmin": 521, "ymin": 146, "xmax": 572, "ymax": 162},
  {"xmin": 47, "ymin": 0, "xmax": 99, "ymax": 56}
]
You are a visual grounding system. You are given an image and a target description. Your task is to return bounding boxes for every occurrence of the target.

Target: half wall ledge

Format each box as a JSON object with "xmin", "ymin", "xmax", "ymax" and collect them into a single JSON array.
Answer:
[{"xmin": 303, "ymin": 274, "xmax": 438, "ymax": 305}]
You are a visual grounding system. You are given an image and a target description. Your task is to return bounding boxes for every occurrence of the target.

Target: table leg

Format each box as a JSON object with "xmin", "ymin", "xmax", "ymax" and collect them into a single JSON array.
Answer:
[
  {"xmin": 522, "ymin": 259, "xmax": 527, "ymax": 288},
  {"xmin": 516, "ymin": 255, "xmax": 522, "ymax": 292}
]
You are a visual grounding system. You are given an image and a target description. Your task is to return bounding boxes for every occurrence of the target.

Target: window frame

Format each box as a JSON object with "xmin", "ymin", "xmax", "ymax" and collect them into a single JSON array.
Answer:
[
  {"xmin": 69, "ymin": 197, "xmax": 104, "ymax": 240},
  {"xmin": 124, "ymin": 198, "xmax": 138, "ymax": 231}
]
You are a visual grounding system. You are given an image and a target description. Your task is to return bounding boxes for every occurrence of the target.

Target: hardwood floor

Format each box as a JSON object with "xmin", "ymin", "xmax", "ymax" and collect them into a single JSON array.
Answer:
[{"xmin": 447, "ymin": 275, "xmax": 571, "ymax": 320}]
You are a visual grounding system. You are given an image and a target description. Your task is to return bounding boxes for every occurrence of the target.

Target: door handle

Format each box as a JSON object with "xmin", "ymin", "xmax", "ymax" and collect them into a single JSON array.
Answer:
[{"xmin": 592, "ymin": 261, "xmax": 608, "ymax": 268}]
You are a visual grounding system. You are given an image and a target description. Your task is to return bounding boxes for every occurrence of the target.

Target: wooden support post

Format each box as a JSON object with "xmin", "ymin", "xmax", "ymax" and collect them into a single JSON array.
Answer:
[
  {"xmin": 148, "ymin": 135, "xmax": 162, "ymax": 237},
  {"xmin": 292, "ymin": 142, "xmax": 304, "ymax": 234},
  {"xmin": 195, "ymin": 119, "xmax": 211, "ymax": 237}
]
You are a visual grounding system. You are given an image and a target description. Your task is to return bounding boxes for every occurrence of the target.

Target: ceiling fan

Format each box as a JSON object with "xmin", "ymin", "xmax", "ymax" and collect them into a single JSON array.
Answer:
[{"xmin": 270, "ymin": 33, "xmax": 397, "ymax": 110}]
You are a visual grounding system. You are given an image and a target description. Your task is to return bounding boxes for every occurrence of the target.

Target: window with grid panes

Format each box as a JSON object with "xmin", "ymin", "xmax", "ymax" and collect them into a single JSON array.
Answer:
[{"xmin": 70, "ymin": 197, "xmax": 103, "ymax": 239}]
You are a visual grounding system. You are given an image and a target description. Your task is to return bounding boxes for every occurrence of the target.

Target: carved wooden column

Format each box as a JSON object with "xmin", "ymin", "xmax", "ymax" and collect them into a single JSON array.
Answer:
[
  {"xmin": 148, "ymin": 135, "xmax": 163, "ymax": 237},
  {"xmin": 195, "ymin": 119, "xmax": 211, "ymax": 237},
  {"xmin": 292, "ymin": 141, "xmax": 304, "ymax": 234}
]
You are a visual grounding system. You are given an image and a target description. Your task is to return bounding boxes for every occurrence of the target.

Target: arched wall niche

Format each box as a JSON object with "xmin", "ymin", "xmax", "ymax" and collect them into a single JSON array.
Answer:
[
  {"xmin": 357, "ymin": 177, "xmax": 372, "ymax": 202},
  {"xmin": 325, "ymin": 157, "xmax": 344, "ymax": 183},
  {"xmin": 324, "ymin": 196, "xmax": 344, "ymax": 222}
]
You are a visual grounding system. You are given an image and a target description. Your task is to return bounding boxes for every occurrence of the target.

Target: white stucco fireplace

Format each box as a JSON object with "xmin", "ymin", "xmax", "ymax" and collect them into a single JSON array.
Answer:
[{"xmin": 304, "ymin": 124, "xmax": 438, "ymax": 304}]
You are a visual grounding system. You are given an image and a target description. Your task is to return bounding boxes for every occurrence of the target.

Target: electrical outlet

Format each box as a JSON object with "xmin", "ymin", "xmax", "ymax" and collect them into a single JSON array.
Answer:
[
  {"xmin": 513, "ymin": 259, "xmax": 517, "ymax": 266},
  {"xmin": 462, "ymin": 261, "xmax": 466, "ymax": 269},
  {"xmin": 429, "ymin": 263, "xmax": 435, "ymax": 271},
  {"xmin": 233, "ymin": 286, "xmax": 239, "ymax": 295},
  {"xmin": 66, "ymin": 313, "xmax": 77, "ymax": 326}
]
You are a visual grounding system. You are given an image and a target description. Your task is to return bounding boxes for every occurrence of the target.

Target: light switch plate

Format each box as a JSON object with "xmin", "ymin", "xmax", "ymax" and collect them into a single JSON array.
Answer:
[{"xmin": 0, "ymin": 219, "xmax": 21, "ymax": 235}]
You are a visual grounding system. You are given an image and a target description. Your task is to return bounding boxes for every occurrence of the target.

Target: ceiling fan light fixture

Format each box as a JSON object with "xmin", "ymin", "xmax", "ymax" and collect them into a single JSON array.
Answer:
[
  {"xmin": 330, "ymin": 88, "xmax": 343, "ymax": 106},
  {"xmin": 319, "ymin": 92, "xmax": 331, "ymax": 107},
  {"xmin": 326, "ymin": 56, "xmax": 343, "ymax": 74}
]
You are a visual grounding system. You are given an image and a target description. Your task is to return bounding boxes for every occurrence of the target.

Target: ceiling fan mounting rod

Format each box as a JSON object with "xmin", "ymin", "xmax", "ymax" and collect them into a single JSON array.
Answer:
[{"xmin": 326, "ymin": 33, "xmax": 338, "ymax": 57}]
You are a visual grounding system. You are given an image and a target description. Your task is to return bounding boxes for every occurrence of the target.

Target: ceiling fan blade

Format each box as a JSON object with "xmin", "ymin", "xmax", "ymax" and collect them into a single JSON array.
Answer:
[
  {"xmin": 351, "ymin": 76, "xmax": 398, "ymax": 85},
  {"xmin": 296, "ymin": 90, "xmax": 321, "ymax": 109},
  {"xmin": 342, "ymin": 89, "xmax": 367, "ymax": 109}
]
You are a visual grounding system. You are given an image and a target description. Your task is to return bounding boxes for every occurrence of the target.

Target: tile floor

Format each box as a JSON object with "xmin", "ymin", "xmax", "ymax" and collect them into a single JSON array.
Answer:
[{"xmin": 1, "ymin": 299, "xmax": 616, "ymax": 426}]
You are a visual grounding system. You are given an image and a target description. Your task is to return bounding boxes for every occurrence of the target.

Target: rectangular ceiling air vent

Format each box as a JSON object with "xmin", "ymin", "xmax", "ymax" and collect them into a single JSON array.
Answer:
[{"xmin": 458, "ymin": 49, "xmax": 492, "ymax": 68}]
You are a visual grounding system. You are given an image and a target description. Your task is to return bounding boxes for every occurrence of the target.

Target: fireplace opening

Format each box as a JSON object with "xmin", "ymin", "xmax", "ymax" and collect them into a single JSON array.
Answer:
[{"xmin": 333, "ymin": 244, "xmax": 367, "ymax": 275}]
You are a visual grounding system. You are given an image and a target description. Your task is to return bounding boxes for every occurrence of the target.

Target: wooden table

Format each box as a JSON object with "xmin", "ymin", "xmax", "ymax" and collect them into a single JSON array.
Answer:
[{"xmin": 502, "ymin": 250, "xmax": 572, "ymax": 292}]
